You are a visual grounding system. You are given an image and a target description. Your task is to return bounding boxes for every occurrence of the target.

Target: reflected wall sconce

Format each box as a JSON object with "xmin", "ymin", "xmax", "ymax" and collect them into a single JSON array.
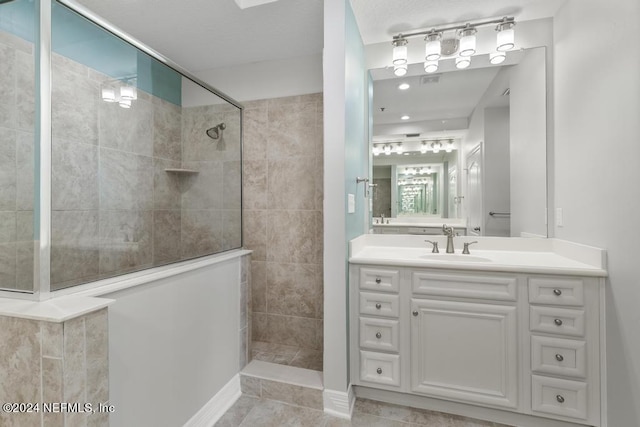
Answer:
[
  {"xmin": 101, "ymin": 76, "xmax": 138, "ymax": 109},
  {"xmin": 431, "ymin": 141, "xmax": 442, "ymax": 153},
  {"xmin": 390, "ymin": 16, "xmax": 516, "ymax": 72}
]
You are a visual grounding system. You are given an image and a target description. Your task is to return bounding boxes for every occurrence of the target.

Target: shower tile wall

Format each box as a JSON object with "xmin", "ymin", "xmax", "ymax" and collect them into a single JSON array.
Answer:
[
  {"xmin": 372, "ymin": 178, "xmax": 392, "ymax": 218},
  {"xmin": 243, "ymin": 94, "xmax": 324, "ymax": 362},
  {"xmin": 48, "ymin": 53, "xmax": 241, "ymax": 290},
  {"xmin": 0, "ymin": 30, "xmax": 35, "ymax": 291}
]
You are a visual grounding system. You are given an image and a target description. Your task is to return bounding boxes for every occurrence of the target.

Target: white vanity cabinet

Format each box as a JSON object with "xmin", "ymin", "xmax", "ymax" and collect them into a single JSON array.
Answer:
[{"xmin": 349, "ymin": 264, "xmax": 604, "ymax": 427}]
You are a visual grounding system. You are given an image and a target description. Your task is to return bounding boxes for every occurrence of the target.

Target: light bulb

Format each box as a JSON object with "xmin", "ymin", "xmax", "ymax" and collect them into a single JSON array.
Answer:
[
  {"xmin": 496, "ymin": 21, "xmax": 515, "ymax": 52},
  {"xmin": 372, "ymin": 145, "xmax": 380, "ymax": 156},
  {"xmin": 396, "ymin": 143, "xmax": 404, "ymax": 154},
  {"xmin": 446, "ymin": 140, "xmax": 454, "ymax": 153},
  {"xmin": 456, "ymin": 56, "xmax": 471, "ymax": 69},
  {"xmin": 384, "ymin": 145, "xmax": 392, "ymax": 155},
  {"xmin": 401, "ymin": 115, "xmax": 410, "ymax": 121},
  {"xmin": 398, "ymin": 82, "xmax": 410, "ymax": 90},
  {"xmin": 424, "ymin": 31, "xmax": 441, "ymax": 61},
  {"xmin": 119, "ymin": 99, "xmax": 132, "ymax": 109},
  {"xmin": 431, "ymin": 142, "xmax": 441, "ymax": 154},
  {"xmin": 490, "ymin": 51, "xmax": 506, "ymax": 64},
  {"xmin": 459, "ymin": 26, "xmax": 477, "ymax": 57},
  {"xmin": 420, "ymin": 142, "xmax": 428, "ymax": 154},
  {"xmin": 424, "ymin": 60, "xmax": 438, "ymax": 73}
]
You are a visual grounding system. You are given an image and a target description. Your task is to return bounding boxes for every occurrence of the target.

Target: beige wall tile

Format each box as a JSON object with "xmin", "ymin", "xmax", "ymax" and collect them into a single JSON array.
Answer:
[
  {"xmin": 267, "ymin": 156, "xmax": 317, "ymax": 210},
  {"xmin": 267, "ymin": 102, "xmax": 318, "ymax": 160},
  {"xmin": 266, "ymin": 210, "xmax": 317, "ymax": 264},
  {"xmin": 243, "ymin": 210, "xmax": 267, "ymax": 261},
  {"xmin": 266, "ymin": 262, "xmax": 321, "ymax": 318},
  {"xmin": 250, "ymin": 261, "xmax": 267, "ymax": 313},
  {"xmin": 41, "ymin": 322, "xmax": 63, "ymax": 359},
  {"xmin": 242, "ymin": 159, "xmax": 267, "ymax": 210},
  {"xmin": 42, "ymin": 357, "xmax": 64, "ymax": 427},
  {"xmin": 153, "ymin": 210, "xmax": 181, "ymax": 265},
  {"xmin": 85, "ymin": 309, "xmax": 109, "ymax": 407},
  {"xmin": 51, "ymin": 138, "xmax": 99, "ymax": 211}
]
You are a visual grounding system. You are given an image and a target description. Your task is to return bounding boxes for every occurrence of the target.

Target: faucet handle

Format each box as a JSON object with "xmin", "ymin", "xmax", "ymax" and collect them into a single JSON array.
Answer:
[
  {"xmin": 462, "ymin": 241, "xmax": 478, "ymax": 254},
  {"xmin": 425, "ymin": 240, "xmax": 439, "ymax": 253}
]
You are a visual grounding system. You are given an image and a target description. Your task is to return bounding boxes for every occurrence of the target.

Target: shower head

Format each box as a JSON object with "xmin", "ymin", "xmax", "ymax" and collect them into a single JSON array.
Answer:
[{"xmin": 206, "ymin": 123, "xmax": 226, "ymax": 140}]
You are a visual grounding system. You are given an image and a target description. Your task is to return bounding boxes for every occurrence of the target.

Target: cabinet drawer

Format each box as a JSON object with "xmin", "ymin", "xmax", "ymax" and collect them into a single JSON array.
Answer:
[
  {"xmin": 360, "ymin": 267, "xmax": 400, "ymax": 293},
  {"xmin": 359, "ymin": 292, "xmax": 400, "ymax": 317},
  {"xmin": 359, "ymin": 350, "xmax": 400, "ymax": 387},
  {"xmin": 531, "ymin": 336, "xmax": 586, "ymax": 378},
  {"xmin": 529, "ymin": 277, "xmax": 584, "ymax": 306},
  {"xmin": 532, "ymin": 375, "xmax": 587, "ymax": 421},
  {"xmin": 530, "ymin": 306, "xmax": 585, "ymax": 337},
  {"xmin": 359, "ymin": 317, "xmax": 399, "ymax": 352},
  {"xmin": 412, "ymin": 271, "xmax": 517, "ymax": 301}
]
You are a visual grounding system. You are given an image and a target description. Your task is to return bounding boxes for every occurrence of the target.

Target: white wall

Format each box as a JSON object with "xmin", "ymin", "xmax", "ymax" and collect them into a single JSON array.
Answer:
[
  {"xmin": 553, "ymin": 0, "xmax": 640, "ymax": 425},
  {"xmin": 194, "ymin": 54, "xmax": 322, "ymax": 102},
  {"xmin": 510, "ymin": 48, "xmax": 547, "ymax": 237},
  {"xmin": 104, "ymin": 258, "xmax": 241, "ymax": 427}
]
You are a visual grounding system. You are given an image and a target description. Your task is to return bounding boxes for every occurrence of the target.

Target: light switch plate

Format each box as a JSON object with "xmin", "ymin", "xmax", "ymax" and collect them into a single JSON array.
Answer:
[
  {"xmin": 555, "ymin": 208, "xmax": 563, "ymax": 227},
  {"xmin": 348, "ymin": 193, "xmax": 355, "ymax": 213}
]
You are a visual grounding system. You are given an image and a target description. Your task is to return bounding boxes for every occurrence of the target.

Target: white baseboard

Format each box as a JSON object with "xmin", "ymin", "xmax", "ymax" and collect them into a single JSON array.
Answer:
[
  {"xmin": 183, "ymin": 374, "xmax": 242, "ymax": 427},
  {"xmin": 323, "ymin": 385, "xmax": 355, "ymax": 419}
]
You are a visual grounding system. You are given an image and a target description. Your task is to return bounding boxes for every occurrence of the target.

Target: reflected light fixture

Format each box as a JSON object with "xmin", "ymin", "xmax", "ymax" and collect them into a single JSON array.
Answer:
[
  {"xmin": 118, "ymin": 99, "xmax": 132, "ymax": 109},
  {"xmin": 455, "ymin": 56, "xmax": 471, "ymax": 69},
  {"xmin": 424, "ymin": 60, "xmax": 438, "ymax": 73},
  {"xmin": 396, "ymin": 143, "xmax": 404, "ymax": 154},
  {"xmin": 401, "ymin": 115, "xmax": 410, "ymax": 121},
  {"xmin": 120, "ymin": 85, "xmax": 137, "ymax": 101},
  {"xmin": 496, "ymin": 19, "xmax": 516, "ymax": 51},
  {"xmin": 384, "ymin": 144, "xmax": 392, "ymax": 155},
  {"xmin": 431, "ymin": 141, "xmax": 441, "ymax": 153},
  {"xmin": 459, "ymin": 25, "xmax": 477, "ymax": 57},
  {"xmin": 398, "ymin": 82, "xmax": 410, "ymax": 90},
  {"xmin": 101, "ymin": 88, "xmax": 116, "ymax": 102},
  {"xmin": 420, "ymin": 141, "xmax": 428, "ymax": 154},
  {"xmin": 394, "ymin": 63, "xmax": 408, "ymax": 77},
  {"xmin": 424, "ymin": 31, "xmax": 441, "ymax": 61},
  {"xmin": 446, "ymin": 139, "xmax": 454, "ymax": 153},
  {"xmin": 372, "ymin": 145, "xmax": 381, "ymax": 156},
  {"xmin": 490, "ymin": 51, "xmax": 506, "ymax": 64},
  {"xmin": 392, "ymin": 36, "xmax": 408, "ymax": 65}
]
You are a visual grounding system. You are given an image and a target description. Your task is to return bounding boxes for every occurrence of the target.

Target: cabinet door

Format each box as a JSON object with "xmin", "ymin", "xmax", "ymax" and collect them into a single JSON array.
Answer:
[{"xmin": 411, "ymin": 299, "xmax": 518, "ymax": 409}]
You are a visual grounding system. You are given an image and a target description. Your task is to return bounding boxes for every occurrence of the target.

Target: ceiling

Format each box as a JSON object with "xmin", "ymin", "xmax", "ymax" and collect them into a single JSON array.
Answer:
[{"xmin": 73, "ymin": 0, "xmax": 563, "ymax": 73}]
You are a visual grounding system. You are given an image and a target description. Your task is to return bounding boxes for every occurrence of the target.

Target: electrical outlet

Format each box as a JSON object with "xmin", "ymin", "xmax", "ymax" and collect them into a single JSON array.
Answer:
[{"xmin": 555, "ymin": 208, "xmax": 563, "ymax": 227}]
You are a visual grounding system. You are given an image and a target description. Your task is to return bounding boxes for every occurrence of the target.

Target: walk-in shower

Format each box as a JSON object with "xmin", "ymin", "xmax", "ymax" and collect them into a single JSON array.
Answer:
[{"xmin": 0, "ymin": 0, "xmax": 243, "ymax": 296}]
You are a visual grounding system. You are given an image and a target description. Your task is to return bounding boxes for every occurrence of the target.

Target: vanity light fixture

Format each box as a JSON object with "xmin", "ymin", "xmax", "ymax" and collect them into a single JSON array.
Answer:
[
  {"xmin": 372, "ymin": 145, "xmax": 381, "ymax": 156},
  {"xmin": 101, "ymin": 76, "xmax": 138, "ymax": 109},
  {"xmin": 118, "ymin": 98, "xmax": 132, "ymax": 109},
  {"xmin": 458, "ymin": 25, "xmax": 477, "ymax": 56},
  {"xmin": 389, "ymin": 17, "xmax": 516, "ymax": 70},
  {"xmin": 120, "ymin": 85, "xmax": 137, "ymax": 101},
  {"xmin": 398, "ymin": 82, "xmax": 410, "ymax": 90},
  {"xmin": 101, "ymin": 87, "xmax": 116, "ymax": 102},
  {"xmin": 401, "ymin": 115, "xmax": 410, "ymax": 121},
  {"xmin": 426, "ymin": 166, "xmax": 433, "ymax": 175},
  {"xmin": 431, "ymin": 141, "xmax": 442, "ymax": 153},
  {"xmin": 424, "ymin": 31, "xmax": 441, "ymax": 61},
  {"xmin": 455, "ymin": 56, "xmax": 471, "ymax": 69},
  {"xmin": 396, "ymin": 143, "xmax": 404, "ymax": 154},
  {"xmin": 420, "ymin": 141, "xmax": 428, "ymax": 154},
  {"xmin": 490, "ymin": 51, "xmax": 506, "ymax": 64},
  {"xmin": 496, "ymin": 19, "xmax": 516, "ymax": 51},
  {"xmin": 384, "ymin": 144, "xmax": 392, "ymax": 155}
]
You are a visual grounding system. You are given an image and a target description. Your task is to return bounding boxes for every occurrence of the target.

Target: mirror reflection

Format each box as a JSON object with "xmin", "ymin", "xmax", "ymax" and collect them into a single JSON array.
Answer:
[{"xmin": 371, "ymin": 47, "xmax": 547, "ymax": 238}]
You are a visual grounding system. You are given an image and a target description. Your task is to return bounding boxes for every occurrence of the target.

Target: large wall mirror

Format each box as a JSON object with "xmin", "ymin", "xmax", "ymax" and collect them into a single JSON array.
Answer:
[{"xmin": 370, "ymin": 47, "xmax": 547, "ymax": 237}]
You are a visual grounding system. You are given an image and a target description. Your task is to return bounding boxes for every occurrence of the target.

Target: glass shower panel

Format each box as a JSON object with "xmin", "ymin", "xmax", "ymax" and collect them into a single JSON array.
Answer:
[
  {"xmin": 0, "ymin": 0, "xmax": 36, "ymax": 292},
  {"xmin": 50, "ymin": 1, "xmax": 242, "ymax": 290}
]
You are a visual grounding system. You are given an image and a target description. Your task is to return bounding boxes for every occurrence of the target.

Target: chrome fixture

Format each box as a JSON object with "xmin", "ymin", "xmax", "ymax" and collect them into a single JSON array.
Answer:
[
  {"xmin": 425, "ymin": 240, "xmax": 439, "ymax": 253},
  {"xmin": 442, "ymin": 224, "xmax": 455, "ymax": 253},
  {"xmin": 389, "ymin": 16, "xmax": 516, "ymax": 75},
  {"xmin": 101, "ymin": 76, "xmax": 138, "ymax": 109},
  {"xmin": 206, "ymin": 122, "xmax": 226, "ymax": 140},
  {"xmin": 462, "ymin": 241, "xmax": 478, "ymax": 254},
  {"xmin": 489, "ymin": 211, "xmax": 511, "ymax": 217}
]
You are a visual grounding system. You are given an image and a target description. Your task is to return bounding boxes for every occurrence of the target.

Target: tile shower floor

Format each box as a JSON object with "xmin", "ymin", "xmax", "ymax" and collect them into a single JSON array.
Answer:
[
  {"xmin": 251, "ymin": 341, "xmax": 323, "ymax": 371},
  {"xmin": 216, "ymin": 396, "xmax": 513, "ymax": 427}
]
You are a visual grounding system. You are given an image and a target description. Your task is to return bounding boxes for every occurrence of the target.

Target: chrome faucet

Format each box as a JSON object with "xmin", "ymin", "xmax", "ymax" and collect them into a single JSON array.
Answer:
[{"xmin": 442, "ymin": 224, "xmax": 455, "ymax": 253}]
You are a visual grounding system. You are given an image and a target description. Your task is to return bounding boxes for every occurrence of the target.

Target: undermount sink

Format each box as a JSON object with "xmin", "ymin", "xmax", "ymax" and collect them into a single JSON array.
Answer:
[{"xmin": 420, "ymin": 254, "xmax": 491, "ymax": 263}]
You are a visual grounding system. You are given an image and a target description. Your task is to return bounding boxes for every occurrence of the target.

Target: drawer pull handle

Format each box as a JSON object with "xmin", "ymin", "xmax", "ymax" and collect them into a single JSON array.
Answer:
[
  {"xmin": 556, "ymin": 395, "xmax": 565, "ymax": 403},
  {"xmin": 375, "ymin": 278, "xmax": 382, "ymax": 284},
  {"xmin": 375, "ymin": 303, "xmax": 382, "ymax": 309},
  {"xmin": 555, "ymin": 354, "xmax": 564, "ymax": 362},
  {"xmin": 412, "ymin": 310, "xmax": 419, "ymax": 317},
  {"xmin": 375, "ymin": 332, "xmax": 382, "ymax": 339},
  {"xmin": 376, "ymin": 368, "xmax": 382, "ymax": 374},
  {"xmin": 554, "ymin": 318, "xmax": 563, "ymax": 326},
  {"xmin": 553, "ymin": 288, "xmax": 562, "ymax": 296}
]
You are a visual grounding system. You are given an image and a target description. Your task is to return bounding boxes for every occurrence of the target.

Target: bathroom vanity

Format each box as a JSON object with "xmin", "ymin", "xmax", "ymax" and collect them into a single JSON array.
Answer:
[{"xmin": 349, "ymin": 234, "xmax": 607, "ymax": 427}]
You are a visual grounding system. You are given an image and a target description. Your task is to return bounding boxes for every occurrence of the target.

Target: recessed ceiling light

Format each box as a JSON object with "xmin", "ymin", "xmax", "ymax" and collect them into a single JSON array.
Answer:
[
  {"xmin": 398, "ymin": 83, "xmax": 410, "ymax": 90},
  {"xmin": 401, "ymin": 115, "xmax": 410, "ymax": 120}
]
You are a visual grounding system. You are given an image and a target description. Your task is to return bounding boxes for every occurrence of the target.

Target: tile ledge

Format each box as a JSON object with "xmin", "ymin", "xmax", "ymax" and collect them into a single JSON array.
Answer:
[
  {"xmin": 241, "ymin": 360, "xmax": 323, "ymax": 390},
  {"xmin": 0, "ymin": 295, "xmax": 114, "ymax": 323}
]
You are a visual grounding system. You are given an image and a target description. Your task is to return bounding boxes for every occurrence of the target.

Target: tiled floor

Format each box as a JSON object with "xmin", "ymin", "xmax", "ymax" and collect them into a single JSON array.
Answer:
[
  {"xmin": 251, "ymin": 341, "xmax": 323, "ymax": 371},
  {"xmin": 216, "ymin": 396, "xmax": 513, "ymax": 427}
]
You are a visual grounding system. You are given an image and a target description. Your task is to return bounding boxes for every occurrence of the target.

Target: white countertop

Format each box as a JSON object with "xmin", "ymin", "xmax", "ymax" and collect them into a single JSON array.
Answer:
[{"xmin": 349, "ymin": 234, "xmax": 607, "ymax": 277}]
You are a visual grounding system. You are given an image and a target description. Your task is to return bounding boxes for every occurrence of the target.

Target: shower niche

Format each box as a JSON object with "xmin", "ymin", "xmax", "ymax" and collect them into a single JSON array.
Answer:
[{"xmin": 0, "ymin": 0, "xmax": 243, "ymax": 294}]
